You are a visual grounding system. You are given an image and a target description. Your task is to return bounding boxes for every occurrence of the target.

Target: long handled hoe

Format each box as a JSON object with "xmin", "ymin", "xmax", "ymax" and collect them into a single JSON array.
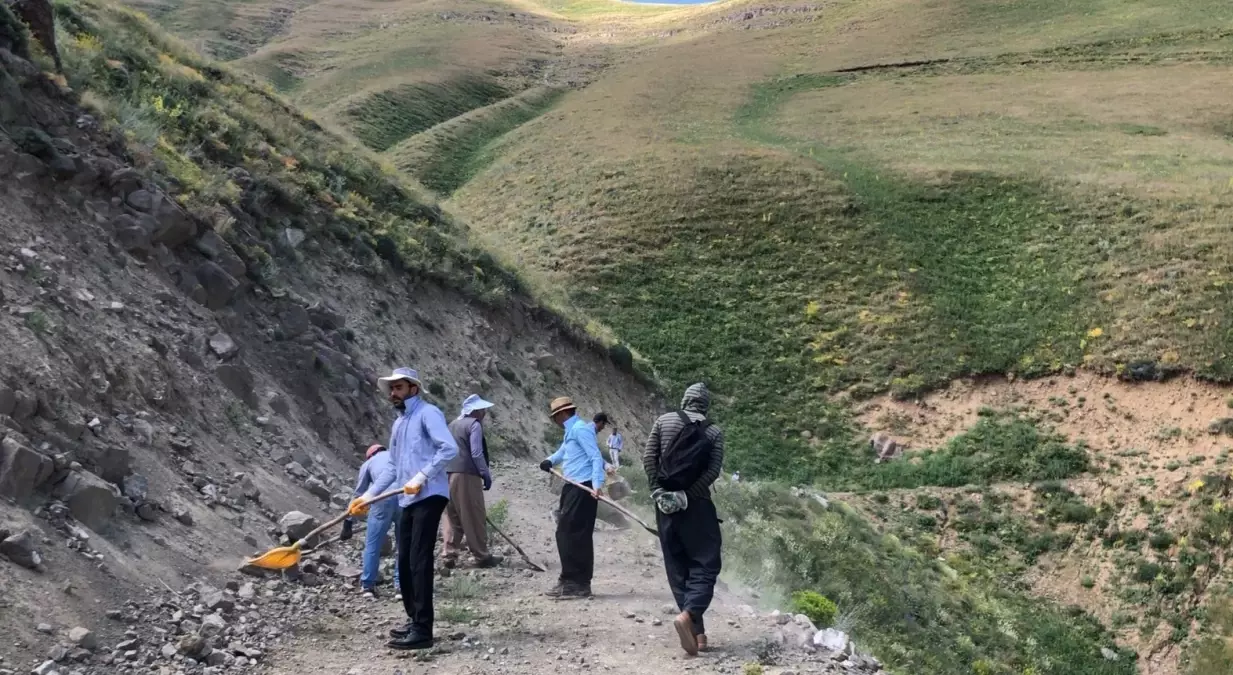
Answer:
[
  {"xmin": 552, "ymin": 469, "xmax": 659, "ymax": 537},
  {"xmin": 486, "ymin": 517, "xmax": 546, "ymax": 572}
]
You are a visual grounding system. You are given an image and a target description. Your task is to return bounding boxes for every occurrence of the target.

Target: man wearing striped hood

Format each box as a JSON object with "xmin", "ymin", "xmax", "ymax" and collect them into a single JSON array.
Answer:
[{"xmin": 642, "ymin": 382, "xmax": 725, "ymax": 657}]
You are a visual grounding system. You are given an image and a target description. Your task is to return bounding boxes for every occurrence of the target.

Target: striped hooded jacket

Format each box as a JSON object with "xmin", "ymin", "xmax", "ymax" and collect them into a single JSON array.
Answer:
[{"xmin": 642, "ymin": 382, "xmax": 725, "ymax": 501}]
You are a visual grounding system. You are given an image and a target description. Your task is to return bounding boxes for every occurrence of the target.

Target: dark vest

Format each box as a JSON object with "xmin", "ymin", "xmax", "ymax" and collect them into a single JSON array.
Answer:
[{"xmin": 446, "ymin": 417, "xmax": 489, "ymax": 474}]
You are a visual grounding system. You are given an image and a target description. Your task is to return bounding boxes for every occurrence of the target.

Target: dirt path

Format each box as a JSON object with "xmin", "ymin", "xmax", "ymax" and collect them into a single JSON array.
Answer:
[{"xmin": 263, "ymin": 461, "xmax": 803, "ymax": 675}]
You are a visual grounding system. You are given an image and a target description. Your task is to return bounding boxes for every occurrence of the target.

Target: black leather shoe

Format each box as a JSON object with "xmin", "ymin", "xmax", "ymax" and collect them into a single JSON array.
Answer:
[
  {"xmin": 387, "ymin": 632, "xmax": 433, "ymax": 650},
  {"xmin": 389, "ymin": 623, "xmax": 413, "ymax": 639},
  {"xmin": 560, "ymin": 583, "xmax": 592, "ymax": 599}
]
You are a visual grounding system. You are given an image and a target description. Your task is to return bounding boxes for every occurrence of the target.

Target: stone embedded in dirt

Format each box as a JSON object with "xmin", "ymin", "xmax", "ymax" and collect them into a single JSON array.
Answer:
[
  {"xmin": 178, "ymin": 634, "xmax": 208, "ymax": 658},
  {"xmin": 37, "ymin": 622, "xmax": 53, "ymax": 633},
  {"xmin": 279, "ymin": 511, "xmax": 319, "ymax": 546},
  {"xmin": 813, "ymin": 628, "xmax": 851, "ymax": 654},
  {"xmin": 110, "ymin": 215, "xmax": 152, "ymax": 256},
  {"xmin": 196, "ymin": 261, "xmax": 240, "ymax": 310},
  {"xmin": 174, "ymin": 507, "xmax": 194, "ymax": 526},
  {"xmin": 91, "ymin": 443, "xmax": 132, "ymax": 484},
  {"xmin": 237, "ymin": 475, "xmax": 260, "ymax": 500},
  {"xmin": 0, "ymin": 434, "xmax": 54, "ymax": 501},
  {"xmin": 0, "ymin": 387, "xmax": 15, "ymax": 416},
  {"xmin": 32, "ymin": 660, "xmax": 58, "ymax": 675},
  {"xmin": 216, "ymin": 363, "xmax": 257, "ymax": 408},
  {"xmin": 306, "ymin": 303, "xmax": 344, "ymax": 331},
  {"xmin": 124, "ymin": 189, "xmax": 156, "ymax": 212},
  {"xmin": 11, "ymin": 390, "xmax": 37, "ymax": 420},
  {"xmin": 53, "ymin": 469, "xmax": 120, "ymax": 530},
  {"xmin": 67, "ymin": 626, "xmax": 97, "ymax": 650},
  {"xmin": 200, "ymin": 613, "xmax": 227, "ymax": 636},
  {"xmin": 1, "ymin": 529, "xmax": 42, "ymax": 569},
  {"xmin": 193, "ymin": 230, "xmax": 246, "ymax": 279},
  {"xmin": 47, "ymin": 644, "xmax": 68, "ymax": 662},
  {"xmin": 304, "ymin": 476, "xmax": 331, "ymax": 500},
  {"xmin": 121, "ymin": 473, "xmax": 149, "ymax": 502},
  {"xmin": 135, "ymin": 501, "xmax": 159, "ymax": 522},
  {"xmin": 160, "ymin": 643, "xmax": 178, "ymax": 659},
  {"xmin": 209, "ymin": 333, "xmax": 239, "ymax": 359},
  {"xmin": 266, "ymin": 391, "xmax": 291, "ymax": 416},
  {"xmin": 284, "ymin": 462, "xmax": 308, "ymax": 479},
  {"xmin": 534, "ymin": 353, "xmax": 558, "ymax": 371},
  {"xmin": 1101, "ymin": 647, "xmax": 1119, "ymax": 661},
  {"xmin": 237, "ymin": 583, "xmax": 255, "ymax": 600},
  {"xmin": 280, "ymin": 227, "xmax": 306, "ymax": 251},
  {"xmin": 203, "ymin": 590, "xmax": 235, "ymax": 614}
]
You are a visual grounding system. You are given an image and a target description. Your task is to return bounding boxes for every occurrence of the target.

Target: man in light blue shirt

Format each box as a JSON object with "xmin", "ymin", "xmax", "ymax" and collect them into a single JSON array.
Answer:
[
  {"xmin": 538, "ymin": 396, "xmax": 605, "ymax": 598},
  {"xmin": 341, "ymin": 444, "xmax": 401, "ymax": 598},
  {"xmin": 350, "ymin": 367, "xmax": 457, "ymax": 651}
]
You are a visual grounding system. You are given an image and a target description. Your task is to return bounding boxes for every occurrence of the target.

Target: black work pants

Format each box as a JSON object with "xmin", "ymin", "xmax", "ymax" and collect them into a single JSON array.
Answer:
[
  {"xmin": 657, "ymin": 497, "xmax": 722, "ymax": 635},
  {"xmin": 397, "ymin": 495, "xmax": 448, "ymax": 634},
  {"xmin": 556, "ymin": 481, "xmax": 598, "ymax": 586}
]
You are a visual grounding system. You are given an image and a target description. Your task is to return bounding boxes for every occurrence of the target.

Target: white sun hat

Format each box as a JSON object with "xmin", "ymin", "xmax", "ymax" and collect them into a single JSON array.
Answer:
[
  {"xmin": 460, "ymin": 394, "xmax": 495, "ymax": 417},
  {"xmin": 377, "ymin": 367, "xmax": 422, "ymax": 396}
]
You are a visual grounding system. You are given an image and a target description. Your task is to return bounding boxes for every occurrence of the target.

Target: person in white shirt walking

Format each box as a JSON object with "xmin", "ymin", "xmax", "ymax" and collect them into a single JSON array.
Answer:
[{"xmin": 606, "ymin": 423, "xmax": 624, "ymax": 468}]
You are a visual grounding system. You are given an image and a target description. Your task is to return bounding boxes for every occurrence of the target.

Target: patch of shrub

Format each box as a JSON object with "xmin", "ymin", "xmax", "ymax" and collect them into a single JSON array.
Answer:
[
  {"xmin": 789, "ymin": 590, "xmax": 838, "ymax": 628},
  {"xmin": 859, "ymin": 412, "xmax": 1089, "ymax": 490}
]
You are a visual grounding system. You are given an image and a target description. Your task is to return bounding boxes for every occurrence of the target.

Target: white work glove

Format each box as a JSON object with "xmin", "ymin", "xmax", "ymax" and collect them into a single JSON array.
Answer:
[{"xmin": 403, "ymin": 472, "xmax": 428, "ymax": 495}]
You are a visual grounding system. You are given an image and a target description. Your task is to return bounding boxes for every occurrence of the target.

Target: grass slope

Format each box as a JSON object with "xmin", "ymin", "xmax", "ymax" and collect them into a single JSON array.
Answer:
[
  {"xmin": 385, "ymin": 85, "xmax": 565, "ymax": 194},
  {"xmin": 454, "ymin": 0, "xmax": 1233, "ymax": 483}
]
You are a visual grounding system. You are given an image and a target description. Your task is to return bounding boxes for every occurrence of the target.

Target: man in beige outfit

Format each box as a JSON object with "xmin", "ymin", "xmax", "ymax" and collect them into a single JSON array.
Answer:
[{"xmin": 443, "ymin": 395, "xmax": 502, "ymax": 568}]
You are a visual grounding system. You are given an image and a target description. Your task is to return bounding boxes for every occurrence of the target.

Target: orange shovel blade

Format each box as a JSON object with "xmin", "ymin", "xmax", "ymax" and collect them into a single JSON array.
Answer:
[{"xmin": 244, "ymin": 543, "xmax": 302, "ymax": 570}]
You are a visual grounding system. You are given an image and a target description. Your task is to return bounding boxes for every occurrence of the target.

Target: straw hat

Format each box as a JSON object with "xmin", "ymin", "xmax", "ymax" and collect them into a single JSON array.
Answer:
[
  {"xmin": 549, "ymin": 396, "xmax": 577, "ymax": 417},
  {"xmin": 377, "ymin": 367, "xmax": 422, "ymax": 396}
]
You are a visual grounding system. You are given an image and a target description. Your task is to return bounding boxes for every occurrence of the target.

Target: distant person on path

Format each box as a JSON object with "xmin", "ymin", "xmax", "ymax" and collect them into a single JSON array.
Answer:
[
  {"xmin": 349, "ymin": 367, "xmax": 457, "ymax": 651},
  {"xmin": 443, "ymin": 394, "xmax": 502, "ymax": 568},
  {"xmin": 539, "ymin": 396, "xmax": 606, "ymax": 598},
  {"xmin": 341, "ymin": 443, "xmax": 401, "ymax": 599},
  {"xmin": 642, "ymin": 382, "xmax": 725, "ymax": 657},
  {"xmin": 606, "ymin": 423, "xmax": 624, "ymax": 468}
]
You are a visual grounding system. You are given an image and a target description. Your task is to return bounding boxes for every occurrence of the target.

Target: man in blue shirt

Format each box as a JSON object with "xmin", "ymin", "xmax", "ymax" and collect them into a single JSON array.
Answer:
[
  {"xmin": 349, "ymin": 367, "xmax": 458, "ymax": 650},
  {"xmin": 538, "ymin": 396, "xmax": 605, "ymax": 598},
  {"xmin": 341, "ymin": 444, "xmax": 401, "ymax": 599}
]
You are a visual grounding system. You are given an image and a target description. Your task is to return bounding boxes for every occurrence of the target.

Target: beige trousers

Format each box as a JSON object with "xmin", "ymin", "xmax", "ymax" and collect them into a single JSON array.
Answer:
[{"xmin": 443, "ymin": 473, "xmax": 489, "ymax": 559}]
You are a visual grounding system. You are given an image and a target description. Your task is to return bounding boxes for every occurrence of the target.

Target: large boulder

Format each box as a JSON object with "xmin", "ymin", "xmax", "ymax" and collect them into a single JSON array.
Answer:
[
  {"xmin": 279, "ymin": 511, "xmax": 319, "ymax": 547},
  {"xmin": 0, "ymin": 529, "xmax": 42, "ymax": 569},
  {"xmin": 88, "ymin": 443, "xmax": 131, "ymax": 484},
  {"xmin": 0, "ymin": 433, "xmax": 53, "ymax": 501},
  {"xmin": 196, "ymin": 261, "xmax": 240, "ymax": 310},
  {"xmin": 53, "ymin": 470, "xmax": 120, "ymax": 531},
  {"xmin": 216, "ymin": 363, "xmax": 257, "ymax": 408}
]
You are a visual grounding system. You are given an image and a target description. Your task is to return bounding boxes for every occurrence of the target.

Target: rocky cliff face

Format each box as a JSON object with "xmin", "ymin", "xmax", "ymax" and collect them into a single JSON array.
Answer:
[{"xmin": 0, "ymin": 31, "xmax": 660, "ymax": 671}]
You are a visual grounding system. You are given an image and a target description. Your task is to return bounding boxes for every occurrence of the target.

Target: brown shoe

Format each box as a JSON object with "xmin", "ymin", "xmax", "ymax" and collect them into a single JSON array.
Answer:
[
  {"xmin": 696, "ymin": 634, "xmax": 708, "ymax": 652},
  {"xmin": 673, "ymin": 611, "xmax": 699, "ymax": 656}
]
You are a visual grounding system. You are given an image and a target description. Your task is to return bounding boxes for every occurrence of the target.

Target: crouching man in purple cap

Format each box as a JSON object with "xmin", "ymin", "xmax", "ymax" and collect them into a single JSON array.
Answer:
[{"xmin": 348, "ymin": 367, "xmax": 457, "ymax": 650}]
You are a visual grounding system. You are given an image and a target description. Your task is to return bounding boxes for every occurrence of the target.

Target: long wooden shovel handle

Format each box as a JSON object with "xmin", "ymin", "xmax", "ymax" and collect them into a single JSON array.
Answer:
[
  {"xmin": 297, "ymin": 488, "xmax": 403, "ymax": 546},
  {"xmin": 486, "ymin": 517, "xmax": 546, "ymax": 572},
  {"xmin": 551, "ymin": 469, "xmax": 659, "ymax": 536}
]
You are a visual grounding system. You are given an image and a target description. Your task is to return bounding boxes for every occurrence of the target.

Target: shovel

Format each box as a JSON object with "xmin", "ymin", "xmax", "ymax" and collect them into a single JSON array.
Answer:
[
  {"xmin": 552, "ymin": 469, "xmax": 659, "ymax": 537},
  {"xmin": 486, "ymin": 517, "xmax": 546, "ymax": 572},
  {"xmin": 245, "ymin": 488, "xmax": 403, "ymax": 570}
]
